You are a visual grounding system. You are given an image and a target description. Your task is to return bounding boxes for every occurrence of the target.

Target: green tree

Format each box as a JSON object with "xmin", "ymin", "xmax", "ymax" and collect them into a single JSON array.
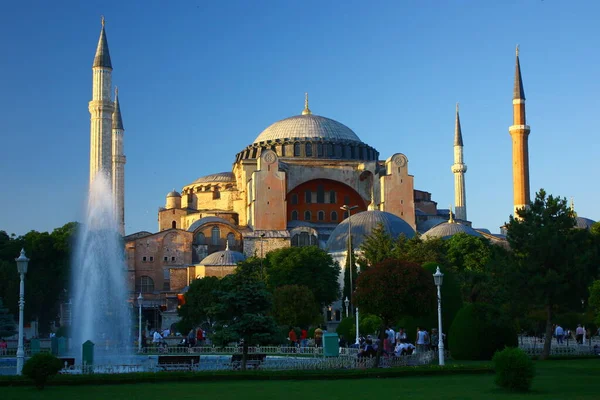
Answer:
[
  {"xmin": 0, "ymin": 298, "xmax": 16, "ymax": 338},
  {"xmin": 506, "ymin": 189, "xmax": 594, "ymax": 359},
  {"xmin": 354, "ymin": 259, "xmax": 436, "ymax": 367},
  {"xmin": 266, "ymin": 246, "xmax": 340, "ymax": 308},
  {"xmin": 177, "ymin": 276, "xmax": 222, "ymax": 334},
  {"xmin": 272, "ymin": 284, "xmax": 321, "ymax": 328},
  {"xmin": 212, "ymin": 269, "xmax": 278, "ymax": 370},
  {"xmin": 589, "ymin": 280, "xmax": 600, "ymax": 326},
  {"xmin": 394, "ymin": 235, "xmax": 447, "ymax": 265},
  {"xmin": 342, "ymin": 238, "xmax": 358, "ymax": 309},
  {"xmin": 445, "ymin": 233, "xmax": 493, "ymax": 302},
  {"xmin": 358, "ymin": 224, "xmax": 395, "ymax": 267}
]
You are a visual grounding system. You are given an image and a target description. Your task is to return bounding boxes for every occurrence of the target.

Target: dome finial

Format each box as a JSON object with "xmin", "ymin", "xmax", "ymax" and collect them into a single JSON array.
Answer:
[
  {"xmin": 516, "ymin": 44, "xmax": 519, "ymax": 57},
  {"xmin": 302, "ymin": 92, "xmax": 312, "ymax": 115},
  {"xmin": 570, "ymin": 197, "xmax": 577, "ymax": 217},
  {"xmin": 448, "ymin": 205, "xmax": 455, "ymax": 223},
  {"xmin": 101, "ymin": 15, "xmax": 105, "ymax": 27}
]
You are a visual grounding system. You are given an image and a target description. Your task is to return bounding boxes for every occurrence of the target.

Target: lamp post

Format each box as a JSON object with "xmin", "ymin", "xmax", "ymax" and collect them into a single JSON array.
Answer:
[
  {"xmin": 15, "ymin": 249, "xmax": 29, "ymax": 375},
  {"xmin": 344, "ymin": 297, "xmax": 349, "ymax": 318},
  {"xmin": 137, "ymin": 292, "xmax": 143, "ymax": 352},
  {"xmin": 340, "ymin": 204, "xmax": 358, "ymax": 344},
  {"xmin": 433, "ymin": 266, "xmax": 445, "ymax": 366}
]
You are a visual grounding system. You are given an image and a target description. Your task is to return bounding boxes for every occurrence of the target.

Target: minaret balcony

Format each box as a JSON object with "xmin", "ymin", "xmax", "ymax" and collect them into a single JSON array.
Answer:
[
  {"xmin": 451, "ymin": 164, "xmax": 467, "ymax": 173},
  {"xmin": 509, "ymin": 125, "xmax": 530, "ymax": 133}
]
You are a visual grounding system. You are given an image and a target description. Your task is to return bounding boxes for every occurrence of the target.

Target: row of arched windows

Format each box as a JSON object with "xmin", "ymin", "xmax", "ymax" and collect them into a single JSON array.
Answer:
[
  {"xmin": 236, "ymin": 142, "xmax": 377, "ymax": 162},
  {"xmin": 291, "ymin": 210, "xmax": 339, "ymax": 222},
  {"xmin": 194, "ymin": 226, "xmax": 236, "ymax": 247},
  {"xmin": 290, "ymin": 189, "xmax": 337, "ymax": 205}
]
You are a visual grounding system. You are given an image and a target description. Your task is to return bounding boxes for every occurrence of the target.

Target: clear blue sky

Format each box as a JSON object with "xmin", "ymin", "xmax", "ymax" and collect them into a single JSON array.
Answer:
[{"xmin": 1, "ymin": 0, "xmax": 598, "ymax": 236}]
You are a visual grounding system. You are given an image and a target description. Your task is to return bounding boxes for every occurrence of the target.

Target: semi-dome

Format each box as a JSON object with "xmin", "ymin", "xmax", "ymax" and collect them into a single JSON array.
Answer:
[
  {"xmin": 575, "ymin": 216, "xmax": 596, "ymax": 230},
  {"xmin": 326, "ymin": 210, "xmax": 415, "ymax": 253},
  {"xmin": 192, "ymin": 172, "xmax": 235, "ymax": 185},
  {"xmin": 200, "ymin": 245, "xmax": 246, "ymax": 266},
  {"xmin": 253, "ymin": 114, "xmax": 362, "ymax": 144},
  {"xmin": 421, "ymin": 221, "xmax": 482, "ymax": 240},
  {"xmin": 166, "ymin": 190, "xmax": 181, "ymax": 198}
]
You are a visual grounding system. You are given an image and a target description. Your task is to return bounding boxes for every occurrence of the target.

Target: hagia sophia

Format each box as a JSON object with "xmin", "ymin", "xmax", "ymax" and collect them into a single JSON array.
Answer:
[{"xmin": 87, "ymin": 20, "xmax": 596, "ymax": 329}]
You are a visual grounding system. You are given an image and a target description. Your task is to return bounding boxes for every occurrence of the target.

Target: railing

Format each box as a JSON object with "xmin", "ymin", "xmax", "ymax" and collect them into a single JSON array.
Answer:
[{"xmin": 137, "ymin": 345, "xmax": 360, "ymax": 356}]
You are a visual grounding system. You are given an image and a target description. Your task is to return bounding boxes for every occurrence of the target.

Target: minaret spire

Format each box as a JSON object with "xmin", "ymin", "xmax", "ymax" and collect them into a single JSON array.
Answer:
[
  {"xmin": 448, "ymin": 205, "xmax": 455, "ymax": 223},
  {"xmin": 451, "ymin": 103, "xmax": 467, "ymax": 221},
  {"xmin": 112, "ymin": 86, "xmax": 126, "ymax": 235},
  {"xmin": 509, "ymin": 45, "xmax": 531, "ymax": 217},
  {"xmin": 302, "ymin": 92, "xmax": 312, "ymax": 115},
  {"xmin": 89, "ymin": 16, "xmax": 115, "ymax": 185}
]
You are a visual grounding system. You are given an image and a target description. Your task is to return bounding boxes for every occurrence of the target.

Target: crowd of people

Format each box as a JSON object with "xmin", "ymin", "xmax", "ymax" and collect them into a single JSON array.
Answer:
[{"xmin": 355, "ymin": 326, "xmax": 445, "ymax": 358}]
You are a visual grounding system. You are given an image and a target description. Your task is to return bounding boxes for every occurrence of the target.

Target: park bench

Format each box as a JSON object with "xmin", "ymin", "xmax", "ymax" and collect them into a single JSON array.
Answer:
[
  {"xmin": 231, "ymin": 353, "xmax": 266, "ymax": 370},
  {"xmin": 157, "ymin": 355, "xmax": 200, "ymax": 371}
]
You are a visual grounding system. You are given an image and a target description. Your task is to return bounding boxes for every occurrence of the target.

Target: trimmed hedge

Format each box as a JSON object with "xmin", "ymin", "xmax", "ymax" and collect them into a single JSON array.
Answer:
[
  {"xmin": 449, "ymin": 303, "xmax": 518, "ymax": 360},
  {"xmin": 21, "ymin": 353, "xmax": 63, "ymax": 390},
  {"xmin": 493, "ymin": 347, "xmax": 535, "ymax": 391},
  {"xmin": 0, "ymin": 364, "xmax": 493, "ymax": 387}
]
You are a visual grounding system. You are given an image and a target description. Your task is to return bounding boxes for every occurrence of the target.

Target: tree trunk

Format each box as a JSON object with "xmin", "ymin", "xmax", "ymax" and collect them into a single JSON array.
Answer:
[
  {"xmin": 241, "ymin": 342, "xmax": 248, "ymax": 371},
  {"xmin": 541, "ymin": 305, "xmax": 553, "ymax": 360},
  {"xmin": 374, "ymin": 322, "xmax": 386, "ymax": 368}
]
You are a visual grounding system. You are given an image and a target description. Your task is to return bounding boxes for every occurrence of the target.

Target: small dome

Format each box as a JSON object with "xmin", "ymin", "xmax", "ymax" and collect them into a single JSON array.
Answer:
[
  {"xmin": 326, "ymin": 210, "xmax": 415, "ymax": 253},
  {"xmin": 166, "ymin": 190, "xmax": 181, "ymax": 198},
  {"xmin": 200, "ymin": 248, "xmax": 246, "ymax": 266},
  {"xmin": 421, "ymin": 221, "xmax": 482, "ymax": 240},
  {"xmin": 253, "ymin": 114, "xmax": 362, "ymax": 144},
  {"xmin": 192, "ymin": 172, "xmax": 235, "ymax": 185},
  {"xmin": 575, "ymin": 216, "xmax": 596, "ymax": 230}
]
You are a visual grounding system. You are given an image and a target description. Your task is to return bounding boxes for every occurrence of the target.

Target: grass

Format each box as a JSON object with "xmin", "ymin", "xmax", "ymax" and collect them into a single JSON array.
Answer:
[{"xmin": 3, "ymin": 359, "xmax": 599, "ymax": 400}]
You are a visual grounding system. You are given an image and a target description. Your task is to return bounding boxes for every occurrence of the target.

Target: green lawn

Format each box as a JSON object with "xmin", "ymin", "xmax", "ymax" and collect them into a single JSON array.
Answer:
[{"xmin": 4, "ymin": 359, "xmax": 599, "ymax": 400}]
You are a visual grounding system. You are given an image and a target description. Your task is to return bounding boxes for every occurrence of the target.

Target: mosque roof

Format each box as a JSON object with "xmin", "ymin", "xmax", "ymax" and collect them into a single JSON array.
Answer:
[
  {"xmin": 192, "ymin": 172, "xmax": 235, "ymax": 185},
  {"xmin": 166, "ymin": 190, "xmax": 181, "ymax": 198},
  {"xmin": 199, "ymin": 245, "xmax": 246, "ymax": 266},
  {"xmin": 188, "ymin": 216, "xmax": 238, "ymax": 232},
  {"xmin": 253, "ymin": 114, "xmax": 362, "ymax": 144},
  {"xmin": 326, "ymin": 210, "xmax": 415, "ymax": 253},
  {"xmin": 421, "ymin": 221, "xmax": 482, "ymax": 240},
  {"xmin": 575, "ymin": 216, "xmax": 596, "ymax": 230}
]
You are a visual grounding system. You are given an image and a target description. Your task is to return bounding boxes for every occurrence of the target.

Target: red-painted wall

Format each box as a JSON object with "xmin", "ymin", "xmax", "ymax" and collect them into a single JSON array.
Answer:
[{"xmin": 287, "ymin": 179, "xmax": 367, "ymax": 224}]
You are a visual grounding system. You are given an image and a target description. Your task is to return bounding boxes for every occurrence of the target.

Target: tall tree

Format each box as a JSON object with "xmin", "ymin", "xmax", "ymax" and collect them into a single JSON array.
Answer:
[
  {"xmin": 445, "ymin": 233, "xmax": 493, "ymax": 302},
  {"xmin": 266, "ymin": 246, "xmax": 340, "ymax": 308},
  {"xmin": 212, "ymin": 265, "xmax": 278, "ymax": 370},
  {"xmin": 354, "ymin": 259, "xmax": 436, "ymax": 367},
  {"xmin": 358, "ymin": 224, "xmax": 395, "ymax": 268},
  {"xmin": 177, "ymin": 276, "xmax": 222, "ymax": 334},
  {"xmin": 272, "ymin": 285, "xmax": 321, "ymax": 328},
  {"xmin": 342, "ymin": 238, "xmax": 358, "ymax": 309},
  {"xmin": 506, "ymin": 189, "xmax": 594, "ymax": 359}
]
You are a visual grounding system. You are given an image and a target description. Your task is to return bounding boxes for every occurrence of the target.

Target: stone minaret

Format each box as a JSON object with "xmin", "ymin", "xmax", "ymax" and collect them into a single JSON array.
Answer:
[
  {"xmin": 509, "ymin": 45, "xmax": 531, "ymax": 216},
  {"xmin": 89, "ymin": 16, "xmax": 114, "ymax": 185},
  {"xmin": 451, "ymin": 103, "xmax": 467, "ymax": 221},
  {"xmin": 112, "ymin": 87, "xmax": 126, "ymax": 235}
]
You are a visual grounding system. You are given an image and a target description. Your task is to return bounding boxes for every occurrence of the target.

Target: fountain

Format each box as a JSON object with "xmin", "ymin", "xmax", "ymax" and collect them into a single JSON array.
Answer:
[{"xmin": 70, "ymin": 172, "xmax": 132, "ymax": 362}]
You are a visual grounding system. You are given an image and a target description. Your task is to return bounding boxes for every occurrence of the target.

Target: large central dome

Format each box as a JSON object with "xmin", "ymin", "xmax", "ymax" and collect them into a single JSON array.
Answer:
[{"xmin": 253, "ymin": 114, "xmax": 362, "ymax": 144}]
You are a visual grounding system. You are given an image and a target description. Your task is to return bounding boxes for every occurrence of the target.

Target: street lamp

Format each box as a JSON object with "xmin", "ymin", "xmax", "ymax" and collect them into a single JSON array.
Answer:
[
  {"xmin": 344, "ymin": 297, "xmax": 349, "ymax": 318},
  {"xmin": 433, "ymin": 266, "xmax": 445, "ymax": 366},
  {"xmin": 340, "ymin": 204, "xmax": 358, "ymax": 344},
  {"xmin": 137, "ymin": 292, "xmax": 143, "ymax": 352},
  {"xmin": 15, "ymin": 249, "xmax": 29, "ymax": 375}
]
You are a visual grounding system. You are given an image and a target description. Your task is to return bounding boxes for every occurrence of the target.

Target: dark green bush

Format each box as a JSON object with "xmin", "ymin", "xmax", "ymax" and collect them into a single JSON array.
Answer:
[
  {"xmin": 493, "ymin": 347, "xmax": 535, "ymax": 391},
  {"xmin": 448, "ymin": 303, "xmax": 518, "ymax": 360},
  {"xmin": 22, "ymin": 353, "xmax": 63, "ymax": 389},
  {"xmin": 336, "ymin": 317, "xmax": 355, "ymax": 342}
]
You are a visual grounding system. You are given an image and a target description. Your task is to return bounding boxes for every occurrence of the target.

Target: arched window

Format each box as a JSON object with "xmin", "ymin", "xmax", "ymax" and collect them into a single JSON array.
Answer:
[
  {"xmin": 305, "ymin": 143, "xmax": 312, "ymax": 157},
  {"xmin": 194, "ymin": 232, "xmax": 206, "ymax": 245},
  {"xmin": 304, "ymin": 210, "xmax": 311, "ymax": 221},
  {"xmin": 291, "ymin": 210, "xmax": 298, "ymax": 221},
  {"xmin": 291, "ymin": 193, "xmax": 298, "ymax": 205},
  {"xmin": 305, "ymin": 190, "xmax": 312, "ymax": 203},
  {"xmin": 137, "ymin": 276, "xmax": 155, "ymax": 293},
  {"xmin": 334, "ymin": 144, "xmax": 342, "ymax": 158},
  {"xmin": 227, "ymin": 232, "xmax": 235, "ymax": 248},
  {"xmin": 294, "ymin": 142, "xmax": 301, "ymax": 156},
  {"xmin": 213, "ymin": 187, "xmax": 220, "ymax": 199},
  {"xmin": 317, "ymin": 185, "xmax": 325, "ymax": 203},
  {"xmin": 331, "ymin": 211, "xmax": 338, "ymax": 221},
  {"xmin": 327, "ymin": 143, "xmax": 334, "ymax": 157},
  {"xmin": 317, "ymin": 143, "xmax": 324, "ymax": 157},
  {"xmin": 318, "ymin": 211, "xmax": 325, "ymax": 221},
  {"xmin": 211, "ymin": 226, "xmax": 220, "ymax": 246},
  {"xmin": 329, "ymin": 191, "xmax": 336, "ymax": 203},
  {"xmin": 350, "ymin": 146, "xmax": 356, "ymax": 159},
  {"xmin": 171, "ymin": 221, "xmax": 177, "ymax": 229},
  {"xmin": 291, "ymin": 232, "xmax": 317, "ymax": 247},
  {"xmin": 344, "ymin": 145, "xmax": 351, "ymax": 159}
]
